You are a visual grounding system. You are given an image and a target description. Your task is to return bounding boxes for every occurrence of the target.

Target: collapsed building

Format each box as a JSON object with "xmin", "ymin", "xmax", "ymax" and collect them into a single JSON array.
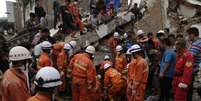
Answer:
[{"xmin": 167, "ymin": 0, "xmax": 201, "ymax": 36}]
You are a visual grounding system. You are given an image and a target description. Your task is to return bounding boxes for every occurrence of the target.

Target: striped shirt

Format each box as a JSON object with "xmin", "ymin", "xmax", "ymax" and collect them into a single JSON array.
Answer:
[{"xmin": 190, "ymin": 39, "xmax": 201, "ymax": 71}]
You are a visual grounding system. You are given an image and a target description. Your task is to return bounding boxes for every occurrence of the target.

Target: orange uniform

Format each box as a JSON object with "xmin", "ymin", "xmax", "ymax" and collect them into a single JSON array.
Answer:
[
  {"xmin": 70, "ymin": 53, "xmax": 97, "ymax": 101},
  {"xmin": 1, "ymin": 68, "xmax": 30, "ymax": 101},
  {"xmin": 27, "ymin": 93, "xmax": 51, "ymax": 101},
  {"xmin": 104, "ymin": 68, "xmax": 126, "ymax": 99},
  {"xmin": 57, "ymin": 50, "xmax": 69, "ymax": 92},
  {"xmin": 127, "ymin": 57, "xmax": 149, "ymax": 101},
  {"xmin": 38, "ymin": 52, "xmax": 52, "ymax": 70},
  {"xmin": 52, "ymin": 42, "xmax": 64, "ymax": 68},
  {"xmin": 100, "ymin": 60, "xmax": 113, "ymax": 70},
  {"xmin": 69, "ymin": 3, "xmax": 84, "ymax": 31},
  {"xmin": 108, "ymin": 37, "xmax": 120, "ymax": 54},
  {"xmin": 115, "ymin": 54, "xmax": 127, "ymax": 73}
]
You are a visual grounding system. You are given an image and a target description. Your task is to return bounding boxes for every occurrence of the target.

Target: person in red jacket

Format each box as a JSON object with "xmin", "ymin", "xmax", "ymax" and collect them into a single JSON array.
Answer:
[{"xmin": 173, "ymin": 39, "xmax": 194, "ymax": 101}]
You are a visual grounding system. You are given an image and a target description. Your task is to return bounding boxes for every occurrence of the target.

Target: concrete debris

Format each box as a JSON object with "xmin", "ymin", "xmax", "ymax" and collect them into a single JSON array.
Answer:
[{"xmin": 186, "ymin": 0, "xmax": 201, "ymax": 6}]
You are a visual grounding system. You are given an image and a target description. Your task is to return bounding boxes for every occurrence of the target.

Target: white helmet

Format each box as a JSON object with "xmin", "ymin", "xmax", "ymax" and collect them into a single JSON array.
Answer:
[
  {"xmin": 130, "ymin": 44, "xmax": 142, "ymax": 53},
  {"xmin": 85, "ymin": 45, "xmax": 96, "ymax": 54},
  {"xmin": 136, "ymin": 30, "xmax": 144, "ymax": 36},
  {"xmin": 34, "ymin": 66, "xmax": 62, "ymax": 88},
  {"xmin": 104, "ymin": 55, "xmax": 110, "ymax": 60},
  {"xmin": 41, "ymin": 41, "xmax": 52, "ymax": 49},
  {"xmin": 64, "ymin": 43, "xmax": 71, "ymax": 50},
  {"xmin": 104, "ymin": 63, "xmax": 112, "ymax": 70},
  {"xmin": 124, "ymin": 33, "xmax": 128, "ymax": 38},
  {"xmin": 126, "ymin": 48, "xmax": 131, "ymax": 55},
  {"xmin": 116, "ymin": 45, "xmax": 123, "ymax": 52},
  {"xmin": 9, "ymin": 46, "xmax": 32, "ymax": 61},
  {"xmin": 113, "ymin": 32, "xmax": 119, "ymax": 38},
  {"xmin": 69, "ymin": 41, "xmax": 77, "ymax": 49},
  {"xmin": 157, "ymin": 30, "xmax": 165, "ymax": 34}
]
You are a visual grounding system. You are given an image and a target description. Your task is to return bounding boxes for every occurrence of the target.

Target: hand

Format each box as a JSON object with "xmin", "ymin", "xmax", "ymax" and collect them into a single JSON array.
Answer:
[
  {"xmin": 132, "ymin": 89, "xmax": 136, "ymax": 96},
  {"xmin": 87, "ymin": 85, "xmax": 92, "ymax": 90},
  {"xmin": 178, "ymin": 83, "xmax": 188, "ymax": 89},
  {"xmin": 159, "ymin": 72, "xmax": 164, "ymax": 79},
  {"xmin": 60, "ymin": 71, "xmax": 64, "ymax": 76}
]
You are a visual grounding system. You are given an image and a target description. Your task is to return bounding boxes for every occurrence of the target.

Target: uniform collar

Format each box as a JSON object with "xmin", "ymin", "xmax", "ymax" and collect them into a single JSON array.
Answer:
[
  {"xmin": 35, "ymin": 93, "xmax": 51, "ymax": 101},
  {"xmin": 10, "ymin": 68, "xmax": 27, "ymax": 82},
  {"xmin": 83, "ymin": 53, "xmax": 91, "ymax": 59}
]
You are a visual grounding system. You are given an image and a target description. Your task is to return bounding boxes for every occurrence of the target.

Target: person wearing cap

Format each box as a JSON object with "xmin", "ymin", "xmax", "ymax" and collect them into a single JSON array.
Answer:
[
  {"xmin": 108, "ymin": 32, "xmax": 121, "ymax": 54},
  {"xmin": 1, "ymin": 46, "xmax": 32, "ymax": 101},
  {"xmin": 70, "ymin": 45, "xmax": 98, "ymax": 101},
  {"xmin": 156, "ymin": 30, "xmax": 166, "ymax": 41},
  {"xmin": 56, "ymin": 43, "xmax": 71, "ymax": 93},
  {"xmin": 37, "ymin": 41, "xmax": 53, "ymax": 70},
  {"xmin": 103, "ymin": 63, "xmax": 126, "ymax": 101},
  {"xmin": 127, "ymin": 44, "xmax": 149, "ymax": 101},
  {"xmin": 136, "ymin": 30, "xmax": 148, "ymax": 43},
  {"xmin": 115, "ymin": 45, "xmax": 127, "ymax": 73},
  {"xmin": 27, "ymin": 67, "xmax": 62, "ymax": 101}
]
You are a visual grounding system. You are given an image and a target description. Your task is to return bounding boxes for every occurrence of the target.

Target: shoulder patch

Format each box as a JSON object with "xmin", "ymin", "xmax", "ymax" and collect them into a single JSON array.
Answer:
[{"xmin": 185, "ymin": 61, "xmax": 192, "ymax": 68}]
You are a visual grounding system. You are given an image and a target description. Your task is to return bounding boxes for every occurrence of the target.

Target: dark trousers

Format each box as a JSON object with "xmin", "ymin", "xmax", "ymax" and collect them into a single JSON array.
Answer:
[
  {"xmin": 159, "ymin": 77, "xmax": 173, "ymax": 101},
  {"xmin": 187, "ymin": 74, "xmax": 201, "ymax": 101}
]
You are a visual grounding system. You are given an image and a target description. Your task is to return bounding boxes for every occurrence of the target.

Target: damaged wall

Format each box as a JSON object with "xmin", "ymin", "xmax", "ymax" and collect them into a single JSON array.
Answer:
[{"xmin": 135, "ymin": 0, "xmax": 163, "ymax": 34}]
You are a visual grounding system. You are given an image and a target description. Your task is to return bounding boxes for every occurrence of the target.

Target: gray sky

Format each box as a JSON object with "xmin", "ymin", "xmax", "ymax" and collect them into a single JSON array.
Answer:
[{"xmin": 0, "ymin": 0, "xmax": 16, "ymax": 17}]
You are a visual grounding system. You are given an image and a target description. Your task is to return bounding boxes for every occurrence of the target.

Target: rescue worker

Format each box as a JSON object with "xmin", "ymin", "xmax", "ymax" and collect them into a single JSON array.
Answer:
[
  {"xmin": 27, "ymin": 66, "xmax": 62, "ymax": 101},
  {"xmin": 100, "ymin": 55, "xmax": 113, "ymax": 70},
  {"xmin": 70, "ymin": 45, "xmax": 98, "ymax": 101},
  {"xmin": 52, "ymin": 40, "xmax": 64, "ymax": 68},
  {"xmin": 38, "ymin": 41, "xmax": 52, "ymax": 70},
  {"xmin": 115, "ymin": 45, "xmax": 127, "ymax": 73},
  {"xmin": 108, "ymin": 32, "xmax": 121, "ymax": 54},
  {"xmin": 57, "ymin": 43, "xmax": 71, "ymax": 93},
  {"xmin": 68, "ymin": 40, "xmax": 77, "ymax": 57},
  {"xmin": 104, "ymin": 63, "xmax": 126, "ymax": 101},
  {"xmin": 1, "ymin": 46, "xmax": 32, "ymax": 101},
  {"xmin": 127, "ymin": 44, "xmax": 149, "ymax": 101},
  {"xmin": 68, "ymin": 1, "xmax": 84, "ymax": 33},
  {"xmin": 122, "ymin": 33, "xmax": 134, "ymax": 52},
  {"xmin": 173, "ymin": 39, "xmax": 193, "ymax": 101}
]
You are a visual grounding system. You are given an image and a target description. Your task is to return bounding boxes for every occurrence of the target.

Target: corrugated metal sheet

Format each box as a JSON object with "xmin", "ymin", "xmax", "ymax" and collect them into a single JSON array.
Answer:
[{"xmin": 186, "ymin": 0, "xmax": 201, "ymax": 6}]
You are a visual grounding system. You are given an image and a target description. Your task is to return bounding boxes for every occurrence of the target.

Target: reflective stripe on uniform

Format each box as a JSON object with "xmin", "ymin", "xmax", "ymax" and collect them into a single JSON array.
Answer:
[{"xmin": 74, "ymin": 63, "xmax": 87, "ymax": 71}]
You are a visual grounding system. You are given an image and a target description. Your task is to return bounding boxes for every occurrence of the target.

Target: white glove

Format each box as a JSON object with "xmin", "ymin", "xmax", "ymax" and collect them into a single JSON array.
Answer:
[
  {"xmin": 97, "ymin": 75, "xmax": 101, "ymax": 79},
  {"xmin": 178, "ymin": 83, "xmax": 188, "ymax": 89}
]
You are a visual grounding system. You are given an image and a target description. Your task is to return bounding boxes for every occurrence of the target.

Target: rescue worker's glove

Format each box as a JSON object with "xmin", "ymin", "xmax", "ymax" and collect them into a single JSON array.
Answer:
[{"xmin": 178, "ymin": 83, "xmax": 188, "ymax": 89}]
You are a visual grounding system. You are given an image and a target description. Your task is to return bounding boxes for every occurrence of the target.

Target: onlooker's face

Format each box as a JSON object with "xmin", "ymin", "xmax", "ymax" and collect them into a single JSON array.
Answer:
[
  {"xmin": 175, "ymin": 41, "xmax": 183, "ymax": 53},
  {"xmin": 188, "ymin": 33, "xmax": 195, "ymax": 41},
  {"xmin": 65, "ymin": 1, "xmax": 70, "ymax": 6}
]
